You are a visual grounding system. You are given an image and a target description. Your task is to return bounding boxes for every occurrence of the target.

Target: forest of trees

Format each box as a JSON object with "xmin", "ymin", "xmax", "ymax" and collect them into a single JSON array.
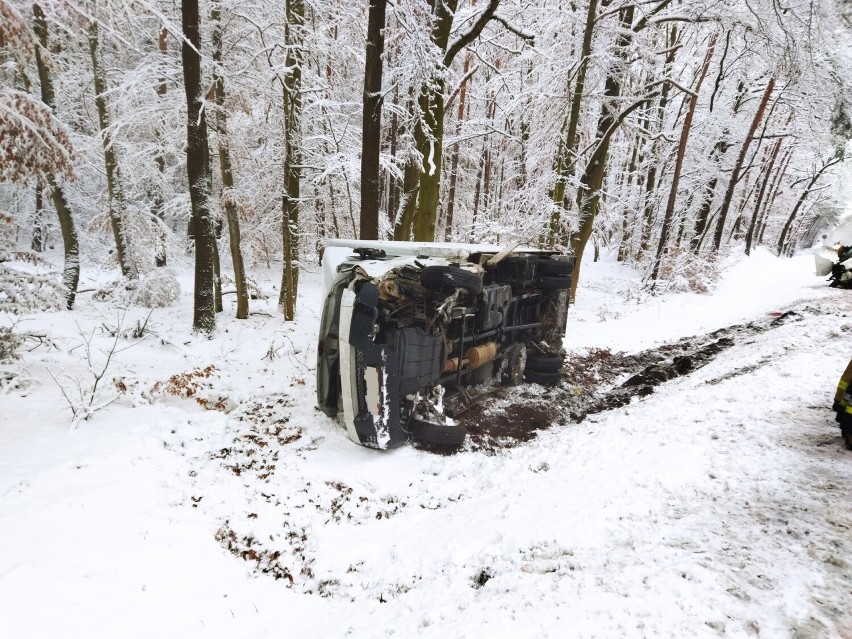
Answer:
[{"xmin": 2, "ymin": 0, "xmax": 851, "ymax": 330}]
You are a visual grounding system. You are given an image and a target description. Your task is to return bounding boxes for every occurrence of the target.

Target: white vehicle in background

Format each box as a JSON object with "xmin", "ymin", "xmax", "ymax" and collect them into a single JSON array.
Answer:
[
  {"xmin": 316, "ymin": 240, "xmax": 574, "ymax": 450},
  {"xmin": 814, "ymin": 215, "xmax": 852, "ymax": 286}
]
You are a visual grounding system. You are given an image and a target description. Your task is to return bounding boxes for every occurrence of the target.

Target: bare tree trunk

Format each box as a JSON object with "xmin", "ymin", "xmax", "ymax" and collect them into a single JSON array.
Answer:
[
  {"xmin": 412, "ymin": 1, "xmax": 457, "ymax": 241},
  {"xmin": 757, "ymin": 147, "xmax": 793, "ymax": 245},
  {"xmin": 278, "ymin": 0, "xmax": 304, "ymax": 321},
  {"xmin": 690, "ymin": 141, "xmax": 726, "ymax": 253},
  {"xmin": 181, "ymin": 0, "xmax": 216, "ymax": 333},
  {"xmin": 776, "ymin": 155, "xmax": 841, "ymax": 255},
  {"xmin": 480, "ymin": 95, "xmax": 496, "ymax": 224},
  {"xmin": 617, "ymin": 132, "xmax": 640, "ymax": 262},
  {"xmin": 88, "ymin": 21, "xmax": 136, "ymax": 279},
  {"xmin": 32, "ymin": 188, "xmax": 45, "ymax": 252},
  {"xmin": 639, "ymin": 27, "xmax": 678, "ymax": 259},
  {"xmin": 445, "ymin": 53, "xmax": 472, "ymax": 242},
  {"xmin": 387, "ymin": 87, "xmax": 399, "ymax": 236},
  {"xmin": 711, "ymin": 78, "xmax": 775, "ymax": 252},
  {"xmin": 213, "ymin": 240, "xmax": 223, "ymax": 313},
  {"xmin": 393, "ymin": 154, "xmax": 419, "ymax": 241},
  {"xmin": 33, "ymin": 3, "xmax": 79, "ymax": 309},
  {"xmin": 153, "ymin": 26, "xmax": 168, "ymax": 267},
  {"xmin": 413, "ymin": 0, "xmax": 506, "ymax": 241},
  {"xmin": 650, "ymin": 33, "xmax": 716, "ymax": 282},
  {"xmin": 569, "ymin": 4, "xmax": 638, "ymax": 301},
  {"xmin": 745, "ymin": 138, "xmax": 782, "ymax": 255},
  {"xmin": 470, "ymin": 154, "xmax": 484, "ymax": 241},
  {"xmin": 549, "ymin": 0, "xmax": 598, "ymax": 247},
  {"xmin": 212, "ymin": 3, "xmax": 248, "ymax": 319},
  {"xmin": 359, "ymin": 0, "xmax": 387, "ymax": 240}
]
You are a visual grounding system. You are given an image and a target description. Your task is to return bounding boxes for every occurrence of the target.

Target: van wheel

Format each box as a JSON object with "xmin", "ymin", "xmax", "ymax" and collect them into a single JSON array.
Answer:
[
  {"xmin": 538, "ymin": 275, "xmax": 572, "ymax": 290},
  {"xmin": 502, "ymin": 343, "xmax": 527, "ymax": 386},
  {"xmin": 410, "ymin": 417, "xmax": 467, "ymax": 449},
  {"xmin": 526, "ymin": 354, "xmax": 563, "ymax": 373},
  {"xmin": 537, "ymin": 258, "xmax": 575, "ymax": 276},
  {"xmin": 525, "ymin": 369, "xmax": 561, "ymax": 386},
  {"xmin": 421, "ymin": 266, "xmax": 483, "ymax": 295}
]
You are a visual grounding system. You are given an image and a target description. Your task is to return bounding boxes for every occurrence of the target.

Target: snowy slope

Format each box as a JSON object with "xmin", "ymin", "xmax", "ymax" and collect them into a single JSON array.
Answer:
[{"xmin": 0, "ymin": 249, "xmax": 849, "ymax": 639}]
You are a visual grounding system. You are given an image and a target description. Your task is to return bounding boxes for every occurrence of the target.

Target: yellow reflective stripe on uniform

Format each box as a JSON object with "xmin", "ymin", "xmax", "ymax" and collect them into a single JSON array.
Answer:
[
  {"xmin": 845, "ymin": 405, "xmax": 852, "ymax": 415},
  {"xmin": 839, "ymin": 380, "xmax": 849, "ymax": 391}
]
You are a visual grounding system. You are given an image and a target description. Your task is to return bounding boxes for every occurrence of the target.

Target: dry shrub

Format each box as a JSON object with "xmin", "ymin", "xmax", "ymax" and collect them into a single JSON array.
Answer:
[
  {"xmin": 651, "ymin": 249, "xmax": 720, "ymax": 294},
  {"xmin": 0, "ymin": 325, "xmax": 24, "ymax": 362},
  {"xmin": 150, "ymin": 365, "xmax": 229, "ymax": 411}
]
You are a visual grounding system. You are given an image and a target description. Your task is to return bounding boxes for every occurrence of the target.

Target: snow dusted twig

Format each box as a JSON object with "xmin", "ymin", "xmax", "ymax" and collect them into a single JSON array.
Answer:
[
  {"xmin": 491, "ymin": 13, "xmax": 535, "ymax": 43},
  {"xmin": 263, "ymin": 332, "xmax": 307, "ymax": 371},
  {"xmin": 49, "ymin": 314, "xmax": 140, "ymax": 428}
]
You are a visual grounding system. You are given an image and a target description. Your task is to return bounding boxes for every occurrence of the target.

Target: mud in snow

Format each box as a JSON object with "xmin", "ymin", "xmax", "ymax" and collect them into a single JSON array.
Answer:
[{"xmin": 461, "ymin": 305, "xmax": 814, "ymax": 452}]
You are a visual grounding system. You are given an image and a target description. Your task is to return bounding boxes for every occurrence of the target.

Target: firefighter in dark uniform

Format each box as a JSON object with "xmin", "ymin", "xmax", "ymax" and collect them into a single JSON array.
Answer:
[
  {"xmin": 833, "ymin": 357, "xmax": 852, "ymax": 450},
  {"xmin": 829, "ymin": 244, "xmax": 852, "ymax": 288}
]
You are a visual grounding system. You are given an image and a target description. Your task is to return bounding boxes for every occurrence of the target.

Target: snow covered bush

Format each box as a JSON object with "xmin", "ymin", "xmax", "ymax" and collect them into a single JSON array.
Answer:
[
  {"xmin": 649, "ymin": 250, "xmax": 720, "ymax": 295},
  {"xmin": 132, "ymin": 269, "xmax": 180, "ymax": 308},
  {"xmin": 92, "ymin": 278, "xmax": 135, "ymax": 304},
  {"xmin": 93, "ymin": 269, "xmax": 180, "ymax": 308},
  {"xmin": 0, "ymin": 264, "xmax": 66, "ymax": 314}
]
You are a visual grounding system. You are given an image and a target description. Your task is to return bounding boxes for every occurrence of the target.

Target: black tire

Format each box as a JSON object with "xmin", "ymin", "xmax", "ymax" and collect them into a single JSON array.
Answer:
[
  {"xmin": 538, "ymin": 275, "xmax": 572, "ymax": 290},
  {"xmin": 501, "ymin": 343, "xmax": 527, "ymax": 386},
  {"xmin": 525, "ymin": 355, "xmax": 563, "ymax": 374},
  {"xmin": 537, "ymin": 258, "xmax": 575, "ymax": 276},
  {"xmin": 524, "ymin": 369, "xmax": 561, "ymax": 385},
  {"xmin": 420, "ymin": 266, "xmax": 483, "ymax": 295},
  {"xmin": 410, "ymin": 417, "xmax": 467, "ymax": 448}
]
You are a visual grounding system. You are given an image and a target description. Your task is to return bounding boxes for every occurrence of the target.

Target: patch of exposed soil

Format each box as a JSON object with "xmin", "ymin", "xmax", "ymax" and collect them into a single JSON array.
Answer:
[
  {"xmin": 458, "ymin": 307, "xmax": 813, "ymax": 451},
  {"xmin": 465, "ymin": 397, "xmax": 557, "ymax": 449}
]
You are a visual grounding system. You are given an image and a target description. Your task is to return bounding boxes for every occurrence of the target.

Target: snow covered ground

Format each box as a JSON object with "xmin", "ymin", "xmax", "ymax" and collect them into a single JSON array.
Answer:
[{"xmin": 1, "ymin": 248, "xmax": 849, "ymax": 639}]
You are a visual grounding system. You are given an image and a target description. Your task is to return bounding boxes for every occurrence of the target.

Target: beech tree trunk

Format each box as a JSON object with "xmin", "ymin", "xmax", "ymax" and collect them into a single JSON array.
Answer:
[
  {"xmin": 181, "ymin": 0, "xmax": 217, "ymax": 333},
  {"xmin": 776, "ymin": 155, "xmax": 842, "ymax": 255},
  {"xmin": 88, "ymin": 21, "xmax": 136, "ymax": 279},
  {"xmin": 444, "ymin": 53, "xmax": 472, "ymax": 242},
  {"xmin": 650, "ymin": 33, "xmax": 717, "ymax": 282},
  {"xmin": 359, "ymin": 0, "xmax": 387, "ymax": 241},
  {"xmin": 757, "ymin": 147, "xmax": 793, "ymax": 245},
  {"xmin": 639, "ymin": 26, "xmax": 678, "ymax": 260},
  {"xmin": 412, "ymin": 0, "xmax": 503, "ymax": 241},
  {"xmin": 33, "ymin": 3, "xmax": 79, "ymax": 309},
  {"xmin": 153, "ymin": 26, "xmax": 168, "ymax": 268},
  {"xmin": 32, "ymin": 188, "xmax": 45, "ymax": 252},
  {"xmin": 278, "ymin": 0, "xmax": 304, "ymax": 321},
  {"xmin": 212, "ymin": 4, "xmax": 248, "ymax": 319},
  {"xmin": 569, "ymin": 4, "xmax": 637, "ymax": 302},
  {"xmin": 711, "ymin": 78, "xmax": 775, "ymax": 252},
  {"xmin": 617, "ymin": 132, "xmax": 640, "ymax": 262},
  {"xmin": 387, "ymin": 87, "xmax": 400, "ymax": 236},
  {"xmin": 549, "ymin": 0, "xmax": 598, "ymax": 248},
  {"xmin": 744, "ymin": 138, "xmax": 782, "ymax": 255}
]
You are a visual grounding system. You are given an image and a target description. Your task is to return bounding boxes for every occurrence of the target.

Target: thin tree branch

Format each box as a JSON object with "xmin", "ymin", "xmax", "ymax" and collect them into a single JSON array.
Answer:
[{"xmin": 444, "ymin": 0, "xmax": 500, "ymax": 66}]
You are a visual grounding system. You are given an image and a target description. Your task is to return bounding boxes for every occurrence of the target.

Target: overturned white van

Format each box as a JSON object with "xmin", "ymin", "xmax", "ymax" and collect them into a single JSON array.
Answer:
[{"xmin": 316, "ymin": 240, "xmax": 573, "ymax": 450}]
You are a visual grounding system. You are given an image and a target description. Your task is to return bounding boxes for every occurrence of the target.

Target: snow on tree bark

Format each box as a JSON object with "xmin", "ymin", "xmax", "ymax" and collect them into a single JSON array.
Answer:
[{"xmin": 181, "ymin": 0, "xmax": 217, "ymax": 333}]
